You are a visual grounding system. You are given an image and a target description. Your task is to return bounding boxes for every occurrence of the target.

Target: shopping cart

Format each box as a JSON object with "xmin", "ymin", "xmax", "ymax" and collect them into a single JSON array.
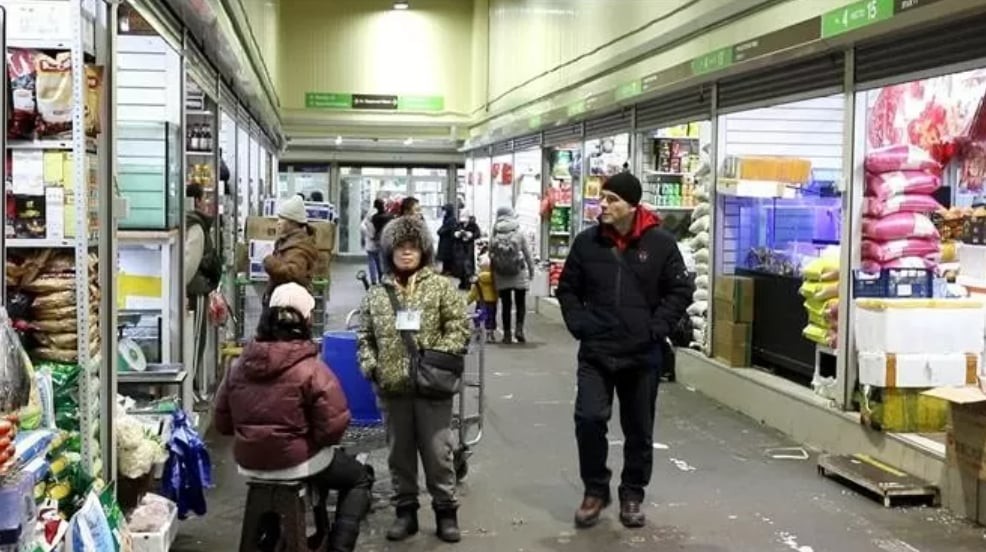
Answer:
[{"xmin": 337, "ymin": 271, "xmax": 486, "ymax": 480}]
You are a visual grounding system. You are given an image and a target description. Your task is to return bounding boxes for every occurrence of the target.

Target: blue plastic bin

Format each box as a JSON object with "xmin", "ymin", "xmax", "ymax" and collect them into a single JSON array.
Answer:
[
  {"xmin": 322, "ymin": 331, "xmax": 382, "ymax": 425},
  {"xmin": 852, "ymin": 268, "xmax": 934, "ymax": 298}
]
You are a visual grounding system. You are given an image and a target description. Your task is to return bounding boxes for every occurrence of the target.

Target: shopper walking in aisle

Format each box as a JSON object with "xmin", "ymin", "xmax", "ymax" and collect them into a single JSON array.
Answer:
[
  {"xmin": 436, "ymin": 204, "xmax": 458, "ymax": 275},
  {"xmin": 263, "ymin": 195, "xmax": 318, "ymax": 301},
  {"xmin": 489, "ymin": 206, "xmax": 534, "ymax": 343},
  {"xmin": 452, "ymin": 210, "xmax": 481, "ymax": 290},
  {"xmin": 361, "ymin": 199, "xmax": 388, "ymax": 285},
  {"xmin": 356, "ymin": 215, "xmax": 471, "ymax": 544},
  {"xmin": 556, "ymin": 172, "xmax": 693, "ymax": 529},
  {"xmin": 214, "ymin": 283, "xmax": 375, "ymax": 552}
]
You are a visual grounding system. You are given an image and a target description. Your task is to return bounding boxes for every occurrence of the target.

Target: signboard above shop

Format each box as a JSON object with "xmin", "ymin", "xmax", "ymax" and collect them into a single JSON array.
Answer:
[
  {"xmin": 304, "ymin": 92, "xmax": 445, "ymax": 112},
  {"xmin": 470, "ymin": 0, "xmax": 952, "ymax": 149}
]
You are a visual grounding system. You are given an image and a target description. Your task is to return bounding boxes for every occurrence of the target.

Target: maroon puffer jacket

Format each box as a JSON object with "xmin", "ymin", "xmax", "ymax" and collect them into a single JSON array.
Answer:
[{"xmin": 214, "ymin": 339, "xmax": 351, "ymax": 471}]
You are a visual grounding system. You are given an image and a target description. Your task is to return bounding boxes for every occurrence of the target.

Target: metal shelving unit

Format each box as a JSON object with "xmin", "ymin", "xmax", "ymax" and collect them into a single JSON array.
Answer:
[{"xmin": 2, "ymin": 0, "xmax": 113, "ymax": 478}]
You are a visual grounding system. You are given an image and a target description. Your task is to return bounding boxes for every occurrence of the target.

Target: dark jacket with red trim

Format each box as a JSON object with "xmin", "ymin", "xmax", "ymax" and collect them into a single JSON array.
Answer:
[{"xmin": 556, "ymin": 209, "xmax": 694, "ymax": 368}]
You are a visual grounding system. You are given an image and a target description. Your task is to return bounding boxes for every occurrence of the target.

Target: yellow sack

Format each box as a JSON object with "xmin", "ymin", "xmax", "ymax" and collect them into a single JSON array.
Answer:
[
  {"xmin": 799, "ymin": 280, "xmax": 839, "ymax": 301},
  {"xmin": 803, "ymin": 257, "xmax": 840, "ymax": 282}
]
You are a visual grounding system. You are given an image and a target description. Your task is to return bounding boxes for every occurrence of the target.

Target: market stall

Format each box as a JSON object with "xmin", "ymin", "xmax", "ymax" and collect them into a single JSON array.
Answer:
[
  {"xmin": 542, "ymin": 136, "xmax": 582, "ymax": 296},
  {"xmin": 713, "ymin": 86, "xmax": 846, "ymax": 381}
]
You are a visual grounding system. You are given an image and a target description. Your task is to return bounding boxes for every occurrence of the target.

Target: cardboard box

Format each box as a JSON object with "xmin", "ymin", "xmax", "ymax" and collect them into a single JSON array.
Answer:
[
  {"xmin": 246, "ymin": 216, "xmax": 278, "ymax": 241},
  {"xmin": 923, "ymin": 384, "xmax": 986, "ymax": 525},
  {"xmin": 861, "ymin": 387, "xmax": 949, "ymax": 433},
  {"xmin": 714, "ymin": 297, "xmax": 753, "ymax": 323},
  {"xmin": 858, "ymin": 352, "xmax": 980, "ymax": 389},
  {"xmin": 712, "ymin": 320, "xmax": 751, "ymax": 367},
  {"xmin": 248, "ymin": 239, "xmax": 275, "ymax": 261},
  {"xmin": 311, "ymin": 221, "xmax": 336, "ymax": 252},
  {"xmin": 305, "ymin": 201, "xmax": 334, "ymax": 222},
  {"xmin": 714, "ymin": 276, "xmax": 754, "ymax": 322}
]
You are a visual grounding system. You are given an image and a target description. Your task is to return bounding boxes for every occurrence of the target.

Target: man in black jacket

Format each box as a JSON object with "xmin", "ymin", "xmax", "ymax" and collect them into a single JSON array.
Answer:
[{"xmin": 556, "ymin": 172, "xmax": 694, "ymax": 529}]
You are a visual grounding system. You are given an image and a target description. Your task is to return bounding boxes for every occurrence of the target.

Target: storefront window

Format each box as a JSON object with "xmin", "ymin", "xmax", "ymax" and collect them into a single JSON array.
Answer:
[
  {"xmin": 514, "ymin": 148, "xmax": 543, "ymax": 261},
  {"xmin": 714, "ymin": 94, "xmax": 845, "ymax": 381},
  {"xmin": 639, "ymin": 121, "xmax": 713, "ymax": 349},
  {"xmin": 474, "ymin": 157, "xmax": 493, "ymax": 235},
  {"xmin": 582, "ymin": 133, "xmax": 630, "ymax": 232},
  {"xmin": 544, "ymin": 143, "xmax": 582, "ymax": 295},
  {"xmin": 338, "ymin": 166, "xmax": 410, "ymax": 254},
  {"xmin": 849, "ymin": 68, "xmax": 986, "ymax": 434},
  {"xmin": 491, "ymin": 153, "xmax": 514, "ymax": 220}
]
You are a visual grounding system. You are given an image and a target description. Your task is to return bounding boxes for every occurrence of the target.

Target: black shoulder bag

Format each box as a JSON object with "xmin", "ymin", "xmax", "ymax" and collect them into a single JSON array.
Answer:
[{"xmin": 384, "ymin": 286, "xmax": 465, "ymax": 399}]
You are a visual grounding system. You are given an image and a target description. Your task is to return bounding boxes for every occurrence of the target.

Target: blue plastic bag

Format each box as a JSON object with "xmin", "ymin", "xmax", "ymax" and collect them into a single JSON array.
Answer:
[{"xmin": 160, "ymin": 410, "xmax": 211, "ymax": 519}]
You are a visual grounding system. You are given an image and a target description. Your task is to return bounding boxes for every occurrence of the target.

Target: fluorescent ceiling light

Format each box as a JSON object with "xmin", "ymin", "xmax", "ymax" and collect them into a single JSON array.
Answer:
[
  {"xmin": 403, "ymin": 137, "xmax": 414, "ymax": 146},
  {"xmin": 393, "ymin": 1, "xmax": 409, "ymax": 9},
  {"xmin": 335, "ymin": 135, "xmax": 342, "ymax": 146}
]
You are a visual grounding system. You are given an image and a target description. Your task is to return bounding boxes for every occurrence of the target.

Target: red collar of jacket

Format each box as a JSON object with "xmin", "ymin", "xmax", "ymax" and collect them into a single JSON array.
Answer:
[{"xmin": 602, "ymin": 208, "xmax": 661, "ymax": 251}]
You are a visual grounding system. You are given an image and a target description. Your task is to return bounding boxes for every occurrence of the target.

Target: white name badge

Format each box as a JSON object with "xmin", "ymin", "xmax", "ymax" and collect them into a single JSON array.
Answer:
[{"xmin": 395, "ymin": 309, "xmax": 422, "ymax": 331}]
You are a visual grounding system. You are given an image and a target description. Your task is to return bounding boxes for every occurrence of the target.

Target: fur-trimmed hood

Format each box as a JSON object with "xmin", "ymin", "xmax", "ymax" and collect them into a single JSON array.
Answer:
[{"xmin": 379, "ymin": 215, "xmax": 435, "ymax": 274}]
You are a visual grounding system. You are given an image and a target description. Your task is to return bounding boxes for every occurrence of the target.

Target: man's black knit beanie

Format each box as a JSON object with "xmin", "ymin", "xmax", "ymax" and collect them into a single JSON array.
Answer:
[{"xmin": 602, "ymin": 172, "xmax": 642, "ymax": 206}]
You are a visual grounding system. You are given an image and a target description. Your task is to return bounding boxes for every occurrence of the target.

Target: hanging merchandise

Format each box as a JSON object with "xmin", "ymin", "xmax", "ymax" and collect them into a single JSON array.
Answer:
[
  {"xmin": 160, "ymin": 410, "xmax": 211, "ymax": 519},
  {"xmin": 0, "ymin": 308, "xmax": 32, "ymax": 416}
]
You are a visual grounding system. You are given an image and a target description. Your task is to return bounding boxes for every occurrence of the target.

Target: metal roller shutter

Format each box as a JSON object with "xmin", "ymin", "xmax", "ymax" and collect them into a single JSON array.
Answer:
[
  {"xmin": 717, "ymin": 54, "xmax": 844, "ymax": 113},
  {"xmin": 513, "ymin": 133, "xmax": 542, "ymax": 151},
  {"xmin": 543, "ymin": 123, "xmax": 584, "ymax": 146},
  {"xmin": 855, "ymin": 15, "xmax": 986, "ymax": 87},
  {"xmin": 635, "ymin": 85, "xmax": 711, "ymax": 130},
  {"xmin": 492, "ymin": 140, "xmax": 513, "ymax": 156},
  {"xmin": 584, "ymin": 109, "xmax": 633, "ymax": 139}
]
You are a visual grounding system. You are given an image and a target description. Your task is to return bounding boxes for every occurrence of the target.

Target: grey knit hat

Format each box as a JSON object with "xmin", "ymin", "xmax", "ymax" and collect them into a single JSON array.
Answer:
[{"xmin": 379, "ymin": 215, "xmax": 435, "ymax": 274}]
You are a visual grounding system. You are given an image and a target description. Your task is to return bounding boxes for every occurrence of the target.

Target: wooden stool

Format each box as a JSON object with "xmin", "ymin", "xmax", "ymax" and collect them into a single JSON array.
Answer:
[{"xmin": 239, "ymin": 479, "xmax": 322, "ymax": 552}]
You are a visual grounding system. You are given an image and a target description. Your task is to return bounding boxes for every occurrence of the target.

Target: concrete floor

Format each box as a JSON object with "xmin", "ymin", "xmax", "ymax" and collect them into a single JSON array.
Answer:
[{"xmin": 171, "ymin": 262, "xmax": 986, "ymax": 552}]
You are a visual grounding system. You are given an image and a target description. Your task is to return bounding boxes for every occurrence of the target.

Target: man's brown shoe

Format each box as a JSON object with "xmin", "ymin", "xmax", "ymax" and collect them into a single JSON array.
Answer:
[
  {"xmin": 574, "ymin": 496, "xmax": 611, "ymax": 528},
  {"xmin": 619, "ymin": 500, "xmax": 645, "ymax": 528}
]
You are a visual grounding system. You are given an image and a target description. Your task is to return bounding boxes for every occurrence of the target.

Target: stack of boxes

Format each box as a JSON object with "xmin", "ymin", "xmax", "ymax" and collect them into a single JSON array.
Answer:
[
  {"xmin": 712, "ymin": 275, "xmax": 754, "ymax": 367},
  {"xmin": 855, "ymin": 298, "xmax": 986, "ymax": 432}
]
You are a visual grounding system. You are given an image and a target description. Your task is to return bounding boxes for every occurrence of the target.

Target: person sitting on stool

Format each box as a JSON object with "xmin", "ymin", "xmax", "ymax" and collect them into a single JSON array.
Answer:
[{"xmin": 214, "ymin": 282, "xmax": 374, "ymax": 552}]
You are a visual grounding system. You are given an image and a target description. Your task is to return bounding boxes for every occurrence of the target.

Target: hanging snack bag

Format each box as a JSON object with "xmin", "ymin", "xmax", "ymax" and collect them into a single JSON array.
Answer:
[
  {"xmin": 35, "ymin": 51, "xmax": 74, "ymax": 138},
  {"xmin": 7, "ymin": 48, "xmax": 38, "ymax": 139},
  {"xmin": 84, "ymin": 65, "xmax": 103, "ymax": 137}
]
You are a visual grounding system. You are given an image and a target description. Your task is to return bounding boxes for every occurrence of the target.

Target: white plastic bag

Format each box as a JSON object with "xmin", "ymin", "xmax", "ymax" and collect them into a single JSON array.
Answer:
[
  {"xmin": 693, "ymin": 289, "xmax": 708, "ymax": 302},
  {"xmin": 530, "ymin": 268, "xmax": 549, "ymax": 298},
  {"xmin": 690, "ymin": 316, "xmax": 707, "ymax": 330},
  {"xmin": 689, "ymin": 215, "xmax": 710, "ymax": 234},
  {"xmin": 67, "ymin": 492, "xmax": 115, "ymax": 552},
  {"xmin": 687, "ymin": 301, "xmax": 708, "ymax": 316}
]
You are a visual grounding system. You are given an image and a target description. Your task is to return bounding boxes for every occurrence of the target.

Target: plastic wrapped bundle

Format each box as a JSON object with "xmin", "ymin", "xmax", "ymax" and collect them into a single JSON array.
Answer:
[{"xmin": 161, "ymin": 410, "xmax": 211, "ymax": 519}]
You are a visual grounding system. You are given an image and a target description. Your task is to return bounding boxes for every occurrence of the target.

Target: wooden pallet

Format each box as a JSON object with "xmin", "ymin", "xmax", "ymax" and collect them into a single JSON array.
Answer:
[{"xmin": 817, "ymin": 453, "xmax": 940, "ymax": 508}]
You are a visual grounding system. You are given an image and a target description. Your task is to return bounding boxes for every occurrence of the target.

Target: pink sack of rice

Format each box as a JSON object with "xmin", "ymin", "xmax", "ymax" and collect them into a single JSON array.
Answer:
[
  {"xmin": 865, "ymin": 171, "xmax": 940, "ymax": 200},
  {"xmin": 863, "ymin": 194, "xmax": 943, "ymax": 217},
  {"xmin": 864, "ymin": 144, "xmax": 941, "ymax": 174},
  {"xmin": 861, "ymin": 212, "xmax": 940, "ymax": 241},
  {"xmin": 861, "ymin": 238, "xmax": 940, "ymax": 263}
]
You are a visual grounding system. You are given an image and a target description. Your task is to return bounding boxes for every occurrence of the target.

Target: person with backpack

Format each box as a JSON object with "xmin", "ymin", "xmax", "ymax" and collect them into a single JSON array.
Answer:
[
  {"xmin": 489, "ymin": 206, "xmax": 534, "ymax": 344},
  {"xmin": 555, "ymin": 172, "xmax": 693, "ymax": 530},
  {"xmin": 185, "ymin": 184, "xmax": 223, "ymax": 387},
  {"xmin": 185, "ymin": 183, "xmax": 223, "ymax": 296}
]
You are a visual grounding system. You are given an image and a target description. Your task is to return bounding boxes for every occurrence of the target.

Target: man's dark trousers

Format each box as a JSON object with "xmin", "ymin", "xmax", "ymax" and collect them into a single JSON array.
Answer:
[{"xmin": 574, "ymin": 350, "xmax": 661, "ymax": 502}]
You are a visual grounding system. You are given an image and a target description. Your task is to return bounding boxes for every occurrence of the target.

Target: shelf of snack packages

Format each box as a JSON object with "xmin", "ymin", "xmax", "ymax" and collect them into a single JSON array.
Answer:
[
  {"xmin": 545, "ymin": 146, "xmax": 580, "ymax": 295},
  {"xmin": 644, "ymin": 123, "xmax": 704, "ymax": 210},
  {"xmin": 1, "ymin": 3, "xmax": 117, "ymax": 548}
]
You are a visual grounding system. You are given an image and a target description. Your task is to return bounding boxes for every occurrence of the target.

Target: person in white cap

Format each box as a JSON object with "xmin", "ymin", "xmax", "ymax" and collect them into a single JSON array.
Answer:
[
  {"xmin": 264, "ymin": 195, "xmax": 318, "ymax": 300},
  {"xmin": 214, "ymin": 282, "xmax": 374, "ymax": 552}
]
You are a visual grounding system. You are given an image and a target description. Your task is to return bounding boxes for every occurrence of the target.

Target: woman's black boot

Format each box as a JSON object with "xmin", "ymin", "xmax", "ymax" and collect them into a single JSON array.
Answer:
[
  {"xmin": 435, "ymin": 506, "xmax": 461, "ymax": 543},
  {"xmin": 386, "ymin": 505, "xmax": 419, "ymax": 541}
]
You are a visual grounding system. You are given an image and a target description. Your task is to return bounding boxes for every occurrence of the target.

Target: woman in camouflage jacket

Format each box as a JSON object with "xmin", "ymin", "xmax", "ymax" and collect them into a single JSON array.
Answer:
[{"xmin": 356, "ymin": 214, "xmax": 470, "ymax": 544}]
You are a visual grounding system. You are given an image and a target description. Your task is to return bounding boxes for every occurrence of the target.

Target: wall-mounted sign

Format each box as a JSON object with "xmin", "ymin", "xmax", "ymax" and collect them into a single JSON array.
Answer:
[
  {"xmin": 304, "ymin": 92, "xmax": 444, "ymax": 112},
  {"xmin": 821, "ymin": 0, "xmax": 944, "ymax": 38}
]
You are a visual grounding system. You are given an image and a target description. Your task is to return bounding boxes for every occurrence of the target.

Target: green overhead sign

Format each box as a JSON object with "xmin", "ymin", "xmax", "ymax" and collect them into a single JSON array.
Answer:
[
  {"xmin": 821, "ymin": 0, "xmax": 894, "ymax": 38},
  {"xmin": 305, "ymin": 92, "xmax": 444, "ymax": 112},
  {"xmin": 690, "ymin": 47, "xmax": 734, "ymax": 76},
  {"xmin": 615, "ymin": 80, "xmax": 642, "ymax": 101}
]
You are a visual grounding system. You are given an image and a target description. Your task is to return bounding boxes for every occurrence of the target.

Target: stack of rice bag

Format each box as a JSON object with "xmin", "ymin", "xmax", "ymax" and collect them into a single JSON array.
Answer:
[
  {"xmin": 686, "ymin": 170, "xmax": 713, "ymax": 351},
  {"xmin": 800, "ymin": 256, "xmax": 840, "ymax": 348},
  {"xmin": 862, "ymin": 145, "xmax": 943, "ymax": 274}
]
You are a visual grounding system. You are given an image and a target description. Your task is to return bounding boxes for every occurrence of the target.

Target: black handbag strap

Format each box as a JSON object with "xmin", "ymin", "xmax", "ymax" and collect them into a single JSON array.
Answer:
[{"xmin": 383, "ymin": 285, "xmax": 421, "ymax": 380}]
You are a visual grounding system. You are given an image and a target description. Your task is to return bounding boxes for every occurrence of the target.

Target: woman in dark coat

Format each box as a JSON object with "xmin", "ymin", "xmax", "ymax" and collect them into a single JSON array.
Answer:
[
  {"xmin": 452, "ymin": 211, "xmax": 481, "ymax": 289},
  {"xmin": 436, "ymin": 204, "xmax": 457, "ymax": 275}
]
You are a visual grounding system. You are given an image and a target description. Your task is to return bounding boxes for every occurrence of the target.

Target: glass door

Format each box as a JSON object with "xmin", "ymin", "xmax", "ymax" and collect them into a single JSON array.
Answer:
[
  {"xmin": 338, "ymin": 167, "xmax": 411, "ymax": 254},
  {"xmin": 412, "ymin": 167, "xmax": 449, "ymax": 240}
]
